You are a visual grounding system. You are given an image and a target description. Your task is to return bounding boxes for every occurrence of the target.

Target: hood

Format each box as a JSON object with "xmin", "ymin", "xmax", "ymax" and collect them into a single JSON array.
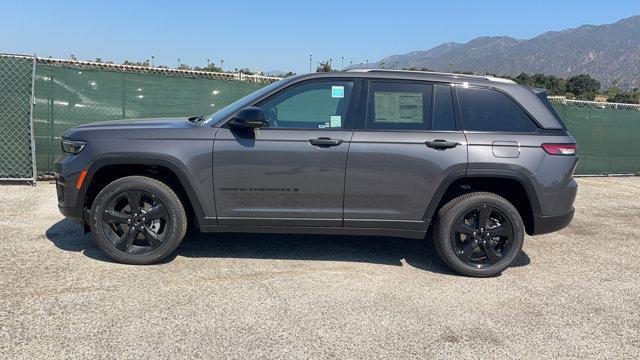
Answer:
[
  {"xmin": 63, "ymin": 117, "xmax": 197, "ymax": 139},
  {"xmin": 72, "ymin": 117, "xmax": 194, "ymax": 130}
]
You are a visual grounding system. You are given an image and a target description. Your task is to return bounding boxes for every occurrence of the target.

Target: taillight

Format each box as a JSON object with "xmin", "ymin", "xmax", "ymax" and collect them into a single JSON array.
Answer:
[{"xmin": 542, "ymin": 144, "xmax": 577, "ymax": 156}]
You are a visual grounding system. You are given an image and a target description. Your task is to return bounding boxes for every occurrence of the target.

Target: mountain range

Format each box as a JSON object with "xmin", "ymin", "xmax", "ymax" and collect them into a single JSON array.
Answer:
[{"xmin": 362, "ymin": 16, "xmax": 640, "ymax": 89}]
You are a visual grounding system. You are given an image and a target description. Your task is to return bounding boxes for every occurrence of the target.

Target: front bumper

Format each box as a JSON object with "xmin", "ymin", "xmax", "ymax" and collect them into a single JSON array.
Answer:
[
  {"xmin": 531, "ymin": 208, "xmax": 575, "ymax": 235},
  {"xmin": 54, "ymin": 153, "xmax": 90, "ymax": 223}
]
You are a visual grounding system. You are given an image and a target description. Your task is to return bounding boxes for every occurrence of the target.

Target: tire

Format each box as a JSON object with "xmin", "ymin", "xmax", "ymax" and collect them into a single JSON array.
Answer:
[
  {"xmin": 433, "ymin": 192, "xmax": 525, "ymax": 277},
  {"xmin": 89, "ymin": 176, "xmax": 187, "ymax": 264}
]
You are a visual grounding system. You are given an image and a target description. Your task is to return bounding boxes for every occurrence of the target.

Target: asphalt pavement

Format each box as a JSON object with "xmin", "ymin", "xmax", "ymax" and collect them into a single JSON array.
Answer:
[{"xmin": 0, "ymin": 177, "xmax": 638, "ymax": 359}]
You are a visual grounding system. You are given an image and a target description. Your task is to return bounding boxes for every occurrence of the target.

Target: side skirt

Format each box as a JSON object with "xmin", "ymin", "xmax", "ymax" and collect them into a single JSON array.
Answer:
[{"xmin": 199, "ymin": 224, "xmax": 428, "ymax": 240}]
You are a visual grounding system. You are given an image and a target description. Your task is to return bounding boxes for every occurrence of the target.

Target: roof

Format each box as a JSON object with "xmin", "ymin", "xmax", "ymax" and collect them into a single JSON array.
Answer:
[{"xmin": 344, "ymin": 68, "xmax": 516, "ymax": 84}]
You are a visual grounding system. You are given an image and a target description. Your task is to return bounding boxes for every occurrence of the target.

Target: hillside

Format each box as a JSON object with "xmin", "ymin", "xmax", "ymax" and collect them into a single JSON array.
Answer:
[{"xmin": 366, "ymin": 16, "xmax": 640, "ymax": 89}]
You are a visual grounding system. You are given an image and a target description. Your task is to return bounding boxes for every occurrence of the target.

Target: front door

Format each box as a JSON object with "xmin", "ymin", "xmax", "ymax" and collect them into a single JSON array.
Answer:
[
  {"xmin": 213, "ymin": 79, "xmax": 359, "ymax": 227},
  {"xmin": 344, "ymin": 80, "xmax": 468, "ymax": 230}
]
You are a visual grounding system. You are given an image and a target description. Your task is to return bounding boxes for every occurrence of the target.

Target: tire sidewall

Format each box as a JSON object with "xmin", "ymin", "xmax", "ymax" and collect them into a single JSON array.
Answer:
[{"xmin": 90, "ymin": 177, "xmax": 186, "ymax": 264}]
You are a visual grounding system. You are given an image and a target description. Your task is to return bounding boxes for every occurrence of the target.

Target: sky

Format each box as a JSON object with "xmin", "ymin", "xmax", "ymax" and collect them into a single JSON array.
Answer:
[{"xmin": 2, "ymin": 0, "xmax": 639, "ymax": 74}]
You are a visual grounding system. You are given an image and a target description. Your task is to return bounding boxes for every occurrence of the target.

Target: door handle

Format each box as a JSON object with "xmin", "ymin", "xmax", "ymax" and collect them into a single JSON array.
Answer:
[
  {"xmin": 309, "ymin": 137, "xmax": 343, "ymax": 147},
  {"xmin": 425, "ymin": 139, "xmax": 459, "ymax": 149}
]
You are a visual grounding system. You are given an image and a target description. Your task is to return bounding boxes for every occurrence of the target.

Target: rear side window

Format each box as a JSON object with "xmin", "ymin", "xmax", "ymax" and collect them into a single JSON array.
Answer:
[
  {"xmin": 432, "ymin": 84, "xmax": 456, "ymax": 131},
  {"xmin": 367, "ymin": 82, "xmax": 431, "ymax": 130},
  {"xmin": 458, "ymin": 87, "xmax": 537, "ymax": 132}
]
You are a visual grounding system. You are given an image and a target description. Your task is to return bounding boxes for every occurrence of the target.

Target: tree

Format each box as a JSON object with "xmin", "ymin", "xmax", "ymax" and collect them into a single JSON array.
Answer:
[
  {"xmin": 283, "ymin": 71, "xmax": 296, "ymax": 78},
  {"xmin": 236, "ymin": 68, "xmax": 254, "ymax": 75},
  {"xmin": 123, "ymin": 59, "xmax": 151, "ymax": 67},
  {"xmin": 566, "ymin": 74, "xmax": 600, "ymax": 100},
  {"xmin": 195, "ymin": 63, "xmax": 223, "ymax": 73},
  {"xmin": 316, "ymin": 60, "xmax": 332, "ymax": 72},
  {"xmin": 605, "ymin": 85, "xmax": 640, "ymax": 104},
  {"xmin": 69, "ymin": 54, "xmax": 77, "ymax": 61},
  {"xmin": 403, "ymin": 67, "xmax": 434, "ymax": 72},
  {"xmin": 605, "ymin": 85, "xmax": 623, "ymax": 100},
  {"xmin": 514, "ymin": 72, "xmax": 566, "ymax": 95}
]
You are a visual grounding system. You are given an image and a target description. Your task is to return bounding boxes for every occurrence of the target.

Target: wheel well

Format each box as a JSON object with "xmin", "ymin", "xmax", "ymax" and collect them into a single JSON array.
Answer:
[
  {"xmin": 435, "ymin": 177, "xmax": 535, "ymax": 235},
  {"xmin": 83, "ymin": 164, "xmax": 195, "ymax": 226}
]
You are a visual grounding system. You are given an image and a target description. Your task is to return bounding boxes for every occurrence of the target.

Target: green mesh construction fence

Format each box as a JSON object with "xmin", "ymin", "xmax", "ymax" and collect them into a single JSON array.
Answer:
[
  {"xmin": 2, "ymin": 54, "xmax": 639, "ymax": 178},
  {"xmin": 551, "ymin": 101, "xmax": 640, "ymax": 175},
  {"xmin": 0, "ymin": 54, "xmax": 36, "ymax": 181},
  {"xmin": 32, "ymin": 62, "xmax": 270, "ymax": 174}
]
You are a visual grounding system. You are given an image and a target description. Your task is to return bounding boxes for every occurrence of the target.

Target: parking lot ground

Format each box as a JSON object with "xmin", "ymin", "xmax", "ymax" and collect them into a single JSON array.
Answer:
[{"xmin": 0, "ymin": 177, "xmax": 639, "ymax": 359}]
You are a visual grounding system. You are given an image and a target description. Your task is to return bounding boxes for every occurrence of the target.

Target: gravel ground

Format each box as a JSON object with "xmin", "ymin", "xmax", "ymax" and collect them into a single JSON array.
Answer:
[{"xmin": 0, "ymin": 177, "xmax": 638, "ymax": 359}]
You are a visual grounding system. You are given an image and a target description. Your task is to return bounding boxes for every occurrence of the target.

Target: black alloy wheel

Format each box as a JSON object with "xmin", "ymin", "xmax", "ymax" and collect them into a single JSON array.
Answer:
[
  {"xmin": 451, "ymin": 205, "xmax": 515, "ymax": 268},
  {"xmin": 433, "ymin": 192, "xmax": 525, "ymax": 277},
  {"xmin": 100, "ymin": 189, "xmax": 169, "ymax": 255},
  {"xmin": 90, "ymin": 176, "xmax": 187, "ymax": 265}
]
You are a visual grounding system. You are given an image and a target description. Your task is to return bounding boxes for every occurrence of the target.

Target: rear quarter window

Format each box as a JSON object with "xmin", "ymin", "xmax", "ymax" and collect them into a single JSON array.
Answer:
[{"xmin": 458, "ymin": 87, "xmax": 537, "ymax": 132}]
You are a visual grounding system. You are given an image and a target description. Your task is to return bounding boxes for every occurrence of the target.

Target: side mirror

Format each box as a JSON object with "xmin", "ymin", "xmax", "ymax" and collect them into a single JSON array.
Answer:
[{"xmin": 228, "ymin": 107, "xmax": 267, "ymax": 130}]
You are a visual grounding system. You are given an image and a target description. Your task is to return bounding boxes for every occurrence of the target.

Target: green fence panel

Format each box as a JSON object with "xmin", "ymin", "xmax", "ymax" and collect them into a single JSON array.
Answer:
[
  {"xmin": 553, "ymin": 103, "xmax": 640, "ymax": 175},
  {"xmin": 4, "ymin": 56, "xmax": 638, "ymax": 177},
  {"xmin": 32, "ymin": 64, "xmax": 266, "ymax": 174},
  {"xmin": 0, "ymin": 55, "xmax": 36, "ymax": 181}
]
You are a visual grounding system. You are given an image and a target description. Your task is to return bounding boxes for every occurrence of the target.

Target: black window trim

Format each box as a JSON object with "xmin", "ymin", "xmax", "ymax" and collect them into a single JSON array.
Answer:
[
  {"xmin": 431, "ymin": 83, "xmax": 459, "ymax": 132},
  {"xmin": 454, "ymin": 84, "xmax": 542, "ymax": 134}
]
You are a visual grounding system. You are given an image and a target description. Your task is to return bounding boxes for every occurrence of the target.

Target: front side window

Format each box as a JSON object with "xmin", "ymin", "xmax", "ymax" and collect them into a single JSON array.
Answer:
[
  {"xmin": 458, "ymin": 87, "xmax": 537, "ymax": 132},
  {"xmin": 258, "ymin": 80, "xmax": 354, "ymax": 129},
  {"xmin": 367, "ymin": 82, "xmax": 432, "ymax": 130}
]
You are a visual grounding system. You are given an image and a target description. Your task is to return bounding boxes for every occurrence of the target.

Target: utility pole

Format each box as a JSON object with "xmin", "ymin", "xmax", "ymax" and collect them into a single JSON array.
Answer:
[
  {"xmin": 220, "ymin": 59, "xmax": 224, "ymax": 69},
  {"xmin": 151, "ymin": 56, "xmax": 154, "ymax": 67},
  {"xmin": 341, "ymin": 56, "xmax": 344, "ymax": 70},
  {"xmin": 177, "ymin": 58, "xmax": 181, "ymax": 67},
  {"xmin": 309, "ymin": 54, "xmax": 312, "ymax": 73},
  {"xmin": 207, "ymin": 58, "xmax": 210, "ymax": 66}
]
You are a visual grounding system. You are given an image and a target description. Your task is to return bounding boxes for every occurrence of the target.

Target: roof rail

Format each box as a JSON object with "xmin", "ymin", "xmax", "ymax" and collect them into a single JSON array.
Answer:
[{"xmin": 344, "ymin": 68, "xmax": 516, "ymax": 84}]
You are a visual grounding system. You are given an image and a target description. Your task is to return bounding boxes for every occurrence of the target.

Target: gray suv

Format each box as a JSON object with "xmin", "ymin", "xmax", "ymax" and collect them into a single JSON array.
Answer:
[{"xmin": 55, "ymin": 70, "xmax": 577, "ymax": 277}]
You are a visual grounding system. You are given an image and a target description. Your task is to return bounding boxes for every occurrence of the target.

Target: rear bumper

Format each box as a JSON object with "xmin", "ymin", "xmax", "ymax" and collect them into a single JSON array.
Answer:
[{"xmin": 531, "ymin": 208, "xmax": 574, "ymax": 235}]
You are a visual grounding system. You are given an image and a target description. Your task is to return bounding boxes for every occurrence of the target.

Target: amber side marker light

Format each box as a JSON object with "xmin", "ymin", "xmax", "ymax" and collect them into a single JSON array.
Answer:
[{"xmin": 76, "ymin": 170, "xmax": 88, "ymax": 189}]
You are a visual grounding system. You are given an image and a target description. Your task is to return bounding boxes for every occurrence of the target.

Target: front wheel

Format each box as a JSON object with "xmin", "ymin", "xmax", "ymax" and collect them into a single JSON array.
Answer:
[
  {"xmin": 433, "ymin": 192, "xmax": 525, "ymax": 277},
  {"xmin": 89, "ymin": 176, "xmax": 187, "ymax": 264}
]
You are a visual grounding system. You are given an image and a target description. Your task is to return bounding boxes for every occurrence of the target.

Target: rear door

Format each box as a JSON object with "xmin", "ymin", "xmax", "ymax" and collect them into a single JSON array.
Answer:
[
  {"xmin": 344, "ymin": 80, "xmax": 467, "ymax": 230},
  {"xmin": 213, "ymin": 79, "xmax": 359, "ymax": 226}
]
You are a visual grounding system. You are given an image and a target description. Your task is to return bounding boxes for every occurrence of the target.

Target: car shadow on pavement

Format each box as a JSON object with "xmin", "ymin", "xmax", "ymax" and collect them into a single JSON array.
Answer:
[{"xmin": 46, "ymin": 219, "xmax": 530, "ymax": 275}]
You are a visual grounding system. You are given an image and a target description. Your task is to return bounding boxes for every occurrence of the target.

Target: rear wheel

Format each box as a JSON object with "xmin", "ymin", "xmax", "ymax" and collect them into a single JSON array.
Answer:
[
  {"xmin": 89, "ymin": 176, "xmax": 187, "ymax": 264},
  {"xmin": 433, "ymin": 192, "xmax": 524, "ymax": 277}
]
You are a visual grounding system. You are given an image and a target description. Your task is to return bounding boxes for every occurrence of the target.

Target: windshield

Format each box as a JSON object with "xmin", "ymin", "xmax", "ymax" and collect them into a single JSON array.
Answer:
[{"xmin": 202, "ymin": 78, "xmax": 290, "ymax": 126}]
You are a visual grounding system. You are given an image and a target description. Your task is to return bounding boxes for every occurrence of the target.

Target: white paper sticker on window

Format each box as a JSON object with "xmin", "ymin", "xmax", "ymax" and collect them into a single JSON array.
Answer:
[
  {"xmin": 330, "ymin": 115, "xmax": 341, "ymax": 128},
  {"xmin": 331, "ymin": 86, "xmax": 344, "ymax": 98}
]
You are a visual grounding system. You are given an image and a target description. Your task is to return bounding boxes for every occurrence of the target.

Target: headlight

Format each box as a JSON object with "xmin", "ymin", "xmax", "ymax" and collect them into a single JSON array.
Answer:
[{"xmin": 61, "ymin": 139, "xmax": 86, "ymax": 154}]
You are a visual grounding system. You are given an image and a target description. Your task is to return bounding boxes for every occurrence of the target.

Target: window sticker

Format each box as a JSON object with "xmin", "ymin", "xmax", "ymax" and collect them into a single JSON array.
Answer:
[
  {"xmin": 318, "ymin": 124, "xmax": 326, "ymax": 128},
  {"xmin": 330, "ymin": 115, "xmax": 342, "ymax": 128},
  {"xmin": 331, "ymin": 86, "xmax": 345, "ymax": 98}
]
